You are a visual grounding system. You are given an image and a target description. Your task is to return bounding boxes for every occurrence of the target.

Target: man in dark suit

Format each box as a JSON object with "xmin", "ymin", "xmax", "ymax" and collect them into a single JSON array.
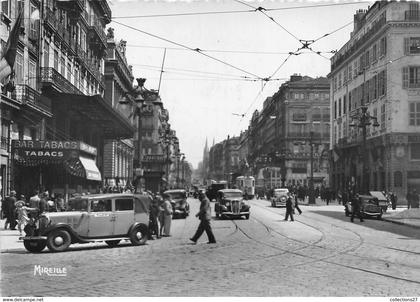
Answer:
[
  {"xmin": 4, "ymin": 190, "xmax": 17, "ymax": 230},
  {"xmin": 284, "ymin": 193, "xmax": 294, "ymax": 221},
  {"xmin": 190, "ymin": 193, "xmax": 216, "ymax": 244},
  {"xmin": 351, "ymin": 194, "xmax": 364, "ymax": 222}
]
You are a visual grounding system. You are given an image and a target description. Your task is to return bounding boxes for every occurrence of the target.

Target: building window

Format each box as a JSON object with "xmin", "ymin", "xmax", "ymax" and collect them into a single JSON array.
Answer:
[
  {"xmin": 394, "ymin": 171, "xmax": 403, "ymax": 187},
  {"xmin": 1, "ymin": 0, "xmax": 10, "ymax": 16},
  {"xmin": 343, "ymin": 95, "xmax": 347, "ymax": 114},
  {"xmin": 381, "ymin": 103, "xmax": 386, "ymax": 130},
  {"xmin": 338, "ymin": 98, "xmax": 342, "ymax": 116},
  {"xmin": 334, "ymin": 101, "xmax": 337, "ymax": 119},
  {"xmin": 379, "ymin": 36, "xmax": 387, "ymax": 56},
  {"xmin": 372, "ymin": 44, "xmax": 377, "ymax": 62},
  {"xmin": 54, "ymin": 49, "xmax": 59, "ymax": 70},
  {"xmin": 29, "ymin": 59, "xmax": 36, "ymax": 89},
  {"xmin": 15, "ymin": 49, "xmax": 23, "ymax": 83},
  {"xmin": 404, "ymin": 37, "xmax": 420, "ymax": 54},
  {"xmin": 60, "ymin": 56, "xmax": 65, "ymax": 75},
  {"xmin": 338, "ymin": 72, "xmax": 342, "ymax": 88},
  {"xmin": 403, "ymin": 66, "xmax": 420, "ymax": 88},
  {"xmin": 43, "ymin": 42, "xmax": 49, "ymax": 67},
  {"xmin": 292, "ymin": 113, "xmax": 306, "ymax": 121},
  {"xmin": 411, "ymin": 143, "xmax": 420, "ymax": 160},
  {"xmin": 348, "ymin": 91, "xmax": 352, "ymax": 111},
  {"xmin": 378, "ymin": 70, "xmax": 386, "ymax": 95},
  {"xmin": 409, "ymin": 102, "xmax": 420, "ymax": 126}
]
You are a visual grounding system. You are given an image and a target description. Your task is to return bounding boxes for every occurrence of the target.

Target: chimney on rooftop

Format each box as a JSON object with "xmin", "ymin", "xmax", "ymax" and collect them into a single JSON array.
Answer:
[
  {"xmin": 353, "ymin": 9, "xmax": 367, "ymax": 33},
  {"xmin": 290, "ymin": 74, "xmax": 302, "ymax": 82}
]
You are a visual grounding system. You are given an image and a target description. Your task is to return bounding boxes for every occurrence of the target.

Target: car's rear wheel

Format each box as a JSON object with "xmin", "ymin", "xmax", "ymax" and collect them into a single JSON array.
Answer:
[
  {"xmin": 245, "ymin": 214, "xmax": 250, "ymax": 220},
  {"xmin": 129, "ymin": 224, "xmax": 148, "ymax": 246},
  {"xmin": 47, "ymin": 229, "xmax": 71, "ymax": 252},
  {"xmin": 105, "ymin": 240, "xmax": 121, "ymax": 247},
  {"xmin": 24, "ymin": 239, "xmax": 46, "ymax": 253}
]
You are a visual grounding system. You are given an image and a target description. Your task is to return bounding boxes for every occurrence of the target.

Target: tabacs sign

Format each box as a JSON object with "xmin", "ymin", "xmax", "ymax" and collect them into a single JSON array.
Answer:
[{"xmin": 12, "ymin": 140, "xmax": 97, "ymax": 156}]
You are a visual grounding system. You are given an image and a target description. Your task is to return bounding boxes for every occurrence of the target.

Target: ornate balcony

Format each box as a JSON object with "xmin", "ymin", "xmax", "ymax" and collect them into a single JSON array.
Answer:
[
  {"xmin": 89, "ymin": 20, "xmax": 107, "ymax": 50},
  {"xmin": 12, "ymin": 84, "xmax": 52, "ymax": 114},
  {"xmin": 76, "ymin": 44, "xmax": 87, "ymax": 63},
  {"xmin": 1, "ymin": 136, "xmax": 9, "ymax": 151},
  {"xmin": 56, "ymin": 0, "xmax": 85, "ymax": 14},
  {"xmin": 44, "ymin": 8, "xmax": 58, "ymax": 32},
  {"xmin": 40, "ymin": 67, "xmax": 82, "ymax": 95}
]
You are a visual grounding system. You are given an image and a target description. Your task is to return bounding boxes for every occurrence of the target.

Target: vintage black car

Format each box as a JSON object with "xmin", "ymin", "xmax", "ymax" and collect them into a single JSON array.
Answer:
[
  {"xmin": 163, "ymin": 189, "xmax": 190, "ymax": 218},
  {"xmin": 214, "ymin": 189, "xmax": 250, "ymax": 219},
  {"xmin": 344, "ymin": 194, "xmax": 383, "ymax": 219}
]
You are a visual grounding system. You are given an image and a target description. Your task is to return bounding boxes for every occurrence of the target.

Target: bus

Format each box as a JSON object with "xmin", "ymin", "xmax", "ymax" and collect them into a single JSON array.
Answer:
[{"xmin": 236, "ymin": 176, "xmax": 255, "ymax": 200}]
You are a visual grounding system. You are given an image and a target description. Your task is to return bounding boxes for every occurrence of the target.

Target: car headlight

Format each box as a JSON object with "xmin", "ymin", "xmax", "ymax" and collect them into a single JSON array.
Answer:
[{"xmin": 225, "ymin": 202, "xmax": 230, "ymax": 206}]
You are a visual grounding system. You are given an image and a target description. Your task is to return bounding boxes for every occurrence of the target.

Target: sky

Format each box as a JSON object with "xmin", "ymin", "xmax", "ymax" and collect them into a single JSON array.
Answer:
[{"xmin": 107, "ymin": 0, "xmax": 373, "ymax": 168}]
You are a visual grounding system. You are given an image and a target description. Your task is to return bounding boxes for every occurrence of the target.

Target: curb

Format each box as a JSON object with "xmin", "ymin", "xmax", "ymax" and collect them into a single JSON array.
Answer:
[{"xmin": 382, "ymin": 217, "xmax": 420, "ymax": 229}]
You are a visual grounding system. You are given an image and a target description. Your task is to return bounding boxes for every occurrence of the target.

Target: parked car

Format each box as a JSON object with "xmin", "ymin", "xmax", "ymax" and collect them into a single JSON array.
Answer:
[
  {"xmin": 369, "ymin": 191, "xmax": 389, "ymax": 212},
  {"xmin": 271, "ymin": 188, "xmax": 289, "ymax": 207},
  {"xmin": 344, "ymin": 194, "xmax": 383, "ymax": 219},
  {"xmin": 21, "ymin": 193, "xmax": 150, "ymax": 253},
  {"xmin": 214, "ymin": 189, "xmax": 250, "ymax": 219},
  {"xmin": 163, "ymin": 189, "xmax": 190, "ymax": 218}
]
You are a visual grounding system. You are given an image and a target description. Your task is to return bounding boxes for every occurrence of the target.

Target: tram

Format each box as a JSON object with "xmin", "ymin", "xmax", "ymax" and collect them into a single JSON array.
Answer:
[{"xmin": 235, "ymin": 176, "xmax": 255, "ymax": 199}]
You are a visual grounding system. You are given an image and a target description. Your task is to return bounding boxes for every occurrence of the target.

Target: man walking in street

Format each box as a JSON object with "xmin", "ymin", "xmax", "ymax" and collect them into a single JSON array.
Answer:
[
  {"xmin": 3, "ymin": 190, "xmax": 17, "ymax": 230},
  {"xmin": 284, "ymin": 193, "xmax": 294, "ymax": 221},
  {"xmin": 351, "ymin": 194, "xmax": 364, "ymax": 222},
  {"xmin": 190, "ymin": 193, "xmax": 216, "ymax": 244}
]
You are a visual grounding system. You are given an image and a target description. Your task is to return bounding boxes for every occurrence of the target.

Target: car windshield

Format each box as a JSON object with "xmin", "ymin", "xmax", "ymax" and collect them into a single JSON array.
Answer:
[
  {"xmin": 274, "ymin": 189, "xmax": 288, "ymax": 196},
  {"xmin": 167, "ymin": 192, "xmax": 185, "ymax": 199},
  {"xmin": 223, "ymin": 192, "xmax": 243, "ymax": 199},
  {"xmin": 67, "ymin": 199, "xmax": 88, "ymax": 211}
]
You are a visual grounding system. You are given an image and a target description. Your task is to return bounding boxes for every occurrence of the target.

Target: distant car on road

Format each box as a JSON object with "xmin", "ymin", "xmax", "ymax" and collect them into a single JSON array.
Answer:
[
  {"xmin": 271, "ymin": 188, "xmax": 289, "ymax": 207},
  {"xmin": 163, "ymin": 189, "xmax": 190, "ymax": 218},
  {"xmin": 344, "ymin": 194, "xmax": 383, "ymax": 220},
  {"xmin": 214, "ymin": 189, "xmax": 250, "ymax": 219},
  {"xmin": 21, "ymin": 193, "xmax": 150, "ymax": 253},
  {"xmin": 369, "ymin": 191, "xmax": 389, "ymax": 213}
]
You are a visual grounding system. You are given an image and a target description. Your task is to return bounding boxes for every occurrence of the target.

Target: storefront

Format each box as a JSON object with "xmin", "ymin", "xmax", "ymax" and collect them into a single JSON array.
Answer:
[{"xmin": 12, "ymin": 140, "xmax": 101, "ymax": 200}]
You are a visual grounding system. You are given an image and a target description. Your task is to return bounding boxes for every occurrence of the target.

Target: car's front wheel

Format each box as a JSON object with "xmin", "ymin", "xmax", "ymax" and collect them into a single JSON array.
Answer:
[
  {"xmin": 24, "ymin": 239, "xmax": 47, "ymax": 253},
  {"xmin": 47, "ymin": 229, "xmax": 72, "ymax": 252},
  {"xmin": 129, "ymin": 224, "xmax": 148, "ymax": 246},
  {"xmin": 105, "ymin": 240, "xmax": 121, "ymax": 247}
]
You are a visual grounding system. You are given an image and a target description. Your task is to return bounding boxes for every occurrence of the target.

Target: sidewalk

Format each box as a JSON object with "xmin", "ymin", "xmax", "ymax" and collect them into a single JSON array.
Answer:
[
  {"xmin": 0, "ymin": 225, "xmax": 25, "ymax": 253},
  {"xmin": 266, "ymin": 197, "xmax": 420, "ymax": 229}
]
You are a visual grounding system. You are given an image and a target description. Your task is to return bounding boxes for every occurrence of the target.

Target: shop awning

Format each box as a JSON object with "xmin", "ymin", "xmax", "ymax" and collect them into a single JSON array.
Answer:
[
  {"xmin": 79, "ymin": 156, "xmax": 102, "ymax": 181},
  {"xmin": 49, "ymin": 92, "xmax": 135, "ymax": 139}
]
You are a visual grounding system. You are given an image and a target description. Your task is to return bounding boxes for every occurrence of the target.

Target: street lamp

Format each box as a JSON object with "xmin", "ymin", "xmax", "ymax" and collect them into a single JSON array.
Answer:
[{"xmin": 349, "ymin": 105, "xmax": 380, "ymax": 194}]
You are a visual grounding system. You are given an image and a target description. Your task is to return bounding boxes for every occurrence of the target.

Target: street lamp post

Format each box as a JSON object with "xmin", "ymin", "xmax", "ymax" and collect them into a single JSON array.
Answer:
[
  {"xmin": 308, "ymin": 131, "xmax": 316, "ymax": 204},
  {"xmin": 349, "ymin": 105, "xmax": 380, "ymax": 194}
]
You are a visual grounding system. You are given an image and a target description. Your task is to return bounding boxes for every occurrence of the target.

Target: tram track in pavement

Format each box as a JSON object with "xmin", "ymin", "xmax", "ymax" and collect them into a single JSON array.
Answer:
[{"xmin": 246, "ymin": 200, "xmax": 420, "ymax": 284}]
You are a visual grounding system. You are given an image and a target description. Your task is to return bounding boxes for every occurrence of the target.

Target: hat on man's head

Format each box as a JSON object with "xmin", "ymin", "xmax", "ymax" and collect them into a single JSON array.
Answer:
[{"xmin": 10, "ymin": 190, "xmax": 16, "ymax": 196}]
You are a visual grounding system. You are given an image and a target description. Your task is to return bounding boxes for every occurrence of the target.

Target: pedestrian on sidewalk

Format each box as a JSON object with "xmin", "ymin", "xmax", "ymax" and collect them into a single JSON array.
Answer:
[
  {"xmin": 161, "ymin": 194, "xmax": 173, "ymax": 237},
  {"xmin": 29, "ymin": 190, "xmax": 40, "ymax": 209},
  {"xmin": 4, "ymin": 190, "xmax": 17, "ymax": 230},
  {"xmin": 190, "ymin": 193, "xmax": 216, "ymax": 244},
  {"xmin": 351, "ymin": 194, "xmax": 364, "ymax": 222},
  {"xmin": 294, "ymin": 193, "xmax": 302, "ymax": 215},
  {"xmin": 389, "ymin": 192, "xmax": 397, "ymax": 210},
  {"xmin": 148, "ymin": 194, "xmax": 161, "ymax": 240},
  {"xmin": 284, "ymin": 193, "xmax": 294, "ymax": 221},
  {"xmin": 15, "ymin": 197, "xmax": 36, "ymax": 236}
]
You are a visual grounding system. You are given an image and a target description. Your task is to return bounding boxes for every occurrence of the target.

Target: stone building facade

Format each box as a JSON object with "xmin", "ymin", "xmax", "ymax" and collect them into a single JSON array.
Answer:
[{"xmin": 330, "ymin": 1, "xmax": 420, "ymax": 199}]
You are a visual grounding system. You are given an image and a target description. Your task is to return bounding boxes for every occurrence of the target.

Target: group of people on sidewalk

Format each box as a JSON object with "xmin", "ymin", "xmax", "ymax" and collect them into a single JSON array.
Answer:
[
  {"xmin": 147, "ymin": 191, "xmax": 216, "ymax": 244},
  {"xmin": 1, "ymin": 189, "xmax": 55, "ymax": 235}
]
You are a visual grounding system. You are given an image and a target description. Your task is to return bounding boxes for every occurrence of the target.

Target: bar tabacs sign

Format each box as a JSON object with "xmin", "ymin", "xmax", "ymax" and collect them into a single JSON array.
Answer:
[{"xmin": 12, "ymin": 140, "xmax": 80, "ymax": 159}]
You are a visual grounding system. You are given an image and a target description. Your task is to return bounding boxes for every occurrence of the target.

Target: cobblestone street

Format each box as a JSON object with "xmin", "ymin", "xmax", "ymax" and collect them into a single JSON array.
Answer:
[{"xmin": 1, "ymin": 197, "xmax": 420, "ymax": 296}]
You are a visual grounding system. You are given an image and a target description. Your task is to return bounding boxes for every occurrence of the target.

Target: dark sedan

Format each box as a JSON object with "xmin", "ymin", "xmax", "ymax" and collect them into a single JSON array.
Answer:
[{"xmin": 214, "ymin": 189, "xmax": 250, "ymax": 219}]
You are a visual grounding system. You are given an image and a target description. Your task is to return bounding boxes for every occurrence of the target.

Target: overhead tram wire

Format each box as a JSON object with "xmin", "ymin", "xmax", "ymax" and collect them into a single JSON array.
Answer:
[
  {"xmin": 112, "ymin": 2, "xmax": 369, "ymax": 19},
  {"xmin": 111, "ymin": 20, "xmax": 264, "ymax": 80},
  {"xmin": 233, "ymin": 0, "xmax": 301, "ymax": 43},
  {"xmin": 126, "ymin": 44, "xmax": 293, "ymax": 55},
  {"xmin": 312, "ymin": 20, "xmax": 354, "ymax": 43}
]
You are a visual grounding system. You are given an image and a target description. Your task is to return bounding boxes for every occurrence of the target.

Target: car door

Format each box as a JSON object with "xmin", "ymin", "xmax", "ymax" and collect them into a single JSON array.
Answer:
[
  {"xmin": 113, "ymin": 198, "xmax": 135, "ymax": 236},
  {"xmin": 87, "ymin": 199, "xmax": 114, "ymax": 237}
]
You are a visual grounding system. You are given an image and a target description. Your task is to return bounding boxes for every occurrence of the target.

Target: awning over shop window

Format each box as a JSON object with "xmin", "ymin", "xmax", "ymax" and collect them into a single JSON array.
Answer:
[{"xmin": 79, "ymin": 156, "xmax": 102, "ymax": 181}]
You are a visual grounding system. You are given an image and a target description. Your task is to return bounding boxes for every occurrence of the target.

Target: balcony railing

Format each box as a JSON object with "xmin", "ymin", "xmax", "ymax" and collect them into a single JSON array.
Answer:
[
  {"xmin": 142, "ymin": 154, "xmax": 166, "ymax": 164},
  {"xmin": 76, "ymin": 44, "xmax": 87, "ymax": 63},
  {"xmin": 89, "ymin": 20, "xmax": 107, "ymax": 48},
  {"xmin": 56, "ymin": 0, "xmax": 85, "ymax": 13},
  {"xmin": 12, "ymin": 84, "xmax": 52, "ymax": 113},
  {"xmin": 40, "ymin": 67, "xmax": 83, "ymax": 95},
  {"xmin": 405, "ymin": 10, "xmax": 420, "ymax": 21}
]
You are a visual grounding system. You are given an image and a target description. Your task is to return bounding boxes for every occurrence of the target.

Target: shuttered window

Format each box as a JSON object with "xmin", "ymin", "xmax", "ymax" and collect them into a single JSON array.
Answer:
[
  {"xmin": 409, "ymin": 102, "xmax": 420, "ymax": 126},
  {"xmin": 404, "ymin": 37, "xmax": 420, "ymax": 54},
  {"xmin": 404, "ymin": 66, "xmax": 420, "ymax": 88}
]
